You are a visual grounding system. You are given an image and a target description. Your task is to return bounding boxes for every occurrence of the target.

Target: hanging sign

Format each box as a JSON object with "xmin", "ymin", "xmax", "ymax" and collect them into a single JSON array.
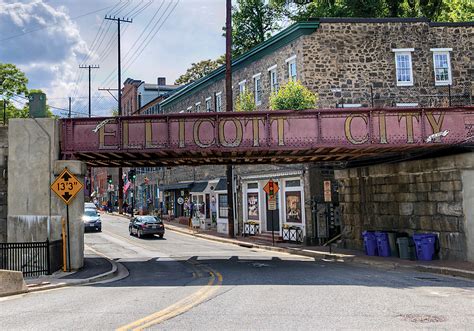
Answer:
[
  {"xmin": 51, "ymin": 168, "xmax": 83, "ymax": 205},
  {"xmin": 264, "ymin": 179, "xmax": 279, "ymax": 211}
]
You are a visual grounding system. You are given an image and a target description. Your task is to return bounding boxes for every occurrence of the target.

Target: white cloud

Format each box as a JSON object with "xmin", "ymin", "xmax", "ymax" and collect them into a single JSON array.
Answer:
[{"xmin": 0, "ymin": 0, "xmax": 89, "ymax": 112}]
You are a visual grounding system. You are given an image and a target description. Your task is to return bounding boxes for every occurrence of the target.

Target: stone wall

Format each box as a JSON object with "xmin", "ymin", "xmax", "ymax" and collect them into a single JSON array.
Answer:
[
  {"xmin": 0, "ymin": 127, "xmax": 7, "ymax": 242},
  {"xmin": 335, "ymin": 153, "xmax": 474, "ymax": 261}
]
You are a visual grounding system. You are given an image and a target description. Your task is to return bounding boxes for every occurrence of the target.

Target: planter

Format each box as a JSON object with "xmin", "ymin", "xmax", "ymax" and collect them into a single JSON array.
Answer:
[
  {"xmin": 282, "ymin": 227, "xmax": 303, "ymax": 243},
  {"xmin": 243, "ymin": 222, "xmax": 260, "ymax": 236}
]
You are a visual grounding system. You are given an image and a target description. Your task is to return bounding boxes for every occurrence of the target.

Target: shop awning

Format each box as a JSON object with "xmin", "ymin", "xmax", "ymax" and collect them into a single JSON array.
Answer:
[
  {"xmin": 159, "ymin": 182, "xmax": 193, "ymax": 191},
  {"xmin": 215, "ymin": 178, "xmax": 227, "ymax": 191},
  {"xmin": 190, "ymin": 181, "xmax": 208, "ymax": 193}
]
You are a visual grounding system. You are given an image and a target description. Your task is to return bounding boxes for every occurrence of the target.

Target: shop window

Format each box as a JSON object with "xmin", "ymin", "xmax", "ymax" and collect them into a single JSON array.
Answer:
[
  {"xmin": 247, "ymin": 192, "xmax": 259, "ymax": 220},
  {"xmin": 218, "ymin": 194, "xmax": 228, "ymax": 218},
  {"xmin": 286, "ymin": 191, "xmax": 302, "ymax": 223},
  {"xmin": 285, "ymin": 180, "xmax": 300, "ymax": 187}
]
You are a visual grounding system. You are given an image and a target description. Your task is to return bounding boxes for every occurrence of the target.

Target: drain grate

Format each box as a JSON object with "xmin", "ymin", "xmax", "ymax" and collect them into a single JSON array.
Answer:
[{"xmin": 398, "ymin": 314, "xmax": 447, "ymax": 323}]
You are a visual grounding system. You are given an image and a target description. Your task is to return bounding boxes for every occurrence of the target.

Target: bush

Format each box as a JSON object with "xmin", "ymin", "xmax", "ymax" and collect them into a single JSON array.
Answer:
[
  {"xmin": 235, "ymin": 90, "xmax": 256, "ymax": 112},
  {"xmin": 269, "ymin": 80, "xmax": 318, "ymax": 110}
]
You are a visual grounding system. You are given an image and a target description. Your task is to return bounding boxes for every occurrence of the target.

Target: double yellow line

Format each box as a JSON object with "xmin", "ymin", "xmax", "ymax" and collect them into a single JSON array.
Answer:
[{"xmin": 117, "ymin": 263, "xmax": 223, "ymax": 331}]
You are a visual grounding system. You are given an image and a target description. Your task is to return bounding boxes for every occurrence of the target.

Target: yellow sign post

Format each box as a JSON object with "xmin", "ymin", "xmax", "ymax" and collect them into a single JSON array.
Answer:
[{"xmin": 51, "ymin": 168, "xmax": 83, "ymax": 204}]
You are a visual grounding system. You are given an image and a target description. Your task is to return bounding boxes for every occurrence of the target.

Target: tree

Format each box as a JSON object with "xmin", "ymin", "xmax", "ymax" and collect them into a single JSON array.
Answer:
[
  {"xmin": 269, "ymin": 80, "xmax": 318, "ymax": 110},
  {"xmin": 235, "ymin": 90, "xmax": 256, "ymax": 111},
  {"xmin": 175, "ymin": 56, "xmax": 225, "ymax": 85},
  {"xmin": 230, "ymin": 0, "xmax": 283, "ymax": 57},
  {"xmin": 0, "ymin": 63, "xmax": 28, "ymax": 99},
  {"xmin": 437, "ymin": 0, "xmax": 474, "ymax": 22}
]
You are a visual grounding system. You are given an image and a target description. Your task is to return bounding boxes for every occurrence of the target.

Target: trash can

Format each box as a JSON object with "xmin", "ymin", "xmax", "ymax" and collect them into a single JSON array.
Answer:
[
  {"xmin": 362, "ymin": 231, "xmax": 377, "ymax": 256},
  {"xmin": 375, "ymin": 231, "xmax": 391, "ymax": 257},
  {"xmin": 397, "ymin": 237, "xmax": 410, "ymax": 259},
  {"xmin": 387, "ymin": 232, "xmax": 398, "ymax": 257},
  {"xmin": 413, "ymin": 233, "xmax": 437, "ymax": 261}
]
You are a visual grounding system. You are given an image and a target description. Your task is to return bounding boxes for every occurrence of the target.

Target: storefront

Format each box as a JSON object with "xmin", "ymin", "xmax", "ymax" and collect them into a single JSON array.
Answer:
[
  {"xmin": 240, "ymin": 171, "xmax": 306, "ymax": 240},
  {"xmin": 159, "ymin": 182, "xmax": 193, "ymax": 218}
]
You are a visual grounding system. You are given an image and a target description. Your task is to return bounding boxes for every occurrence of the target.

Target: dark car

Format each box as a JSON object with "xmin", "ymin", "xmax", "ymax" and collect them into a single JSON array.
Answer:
[
  {"xmin": 129, "ymin": 216, "xmax": 165, "ymax": 238},
  {"xmin": 83, "ymin": 209, "xmax": 101, "ymax": 232}
]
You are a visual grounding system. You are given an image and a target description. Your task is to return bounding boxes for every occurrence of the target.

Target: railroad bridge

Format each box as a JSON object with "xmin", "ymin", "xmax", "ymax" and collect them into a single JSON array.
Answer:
[{"xmin": 60, "ymin": 106, "xmax": 474, "ymax": 167}]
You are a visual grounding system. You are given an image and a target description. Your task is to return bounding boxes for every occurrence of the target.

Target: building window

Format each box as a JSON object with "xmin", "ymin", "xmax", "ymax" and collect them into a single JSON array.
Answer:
[
  {"xmin": 431, "ymin": 48, "xmax": 452, "ymax": 86},
  {"xmin": 253, "ymin": 73, "xmax": 262, "ymax": 106},
  {"xmin": 187, "ymin": 106, "xmax": 192, "ymax": 113},
  {"xmin": 396, "ymin": 103, "xmax": 419, "ymax": 107},
  {"xmin": 195, "ymin": 102, "xmax": 201, "ymax": 112},
  {"xmin": 286, "ymin": 55, "xmax": 297, "ymax": 81},
  {"xmin": 239, "ymin": 80, "xmax": 246, "ymax": 96},
  {"xmin": 268, "ymin": 65, "xmax": 278, "ymax": 93},
  {"xmin": 205, "ymin": 97, "xmax": 212, "ymax": 112},
  {"xmin": 392, "ymin": 48, "xmax": 414, "ymax": 86},
  {"xmin": 218, "ymin": 194, "xmax": 228, "ymax": 218},
  {"xmin": 247, "ymin": 192, "xmax": 259, "ymax": 220},
  {"xmin": 247, "ymin": 182, "xmax": 258, "ymax": 189},
  {"xmin": 285, "ymin": 191, "xmax": 302, "ymax": 223},
  {"xmin": 285, "ymin": 180, "xmax": 300, "ymax": 187},
  {"xmin": 215, "ymin": 92, "xmax": 222, "ymax": 112}
]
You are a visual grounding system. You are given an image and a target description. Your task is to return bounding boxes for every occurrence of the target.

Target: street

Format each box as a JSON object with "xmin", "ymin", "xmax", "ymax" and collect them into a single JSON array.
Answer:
[{"xmin": 1, "ymin": 213, "xmax": 473, "ymax": 330}]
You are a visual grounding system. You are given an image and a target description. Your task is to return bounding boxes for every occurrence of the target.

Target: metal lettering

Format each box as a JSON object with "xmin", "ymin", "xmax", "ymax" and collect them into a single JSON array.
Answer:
[
  {"xmin": 398, "ymin": 113, "xmax": 419, "ymax": 144},
  {"xmin": 193, "ymin": 119, "xmax": 216, "ymax": 148},
  {"xmin": 270, "ymin": 117, "xmax": 288, "ymax": 146},
  {"xmin": 178, "ymin": 120, "xmax": 185, "ymax": 148},
  {"xmin": 245, "ymin": 118, "xmax": 265, "ymax": 147},
  {"xmin": 219, "ymin": 119, "xmax": 243, "ymax": 147},
  {"xmin": 344, "ymin": 114, "xmax": 369, "ymax": 145},
  {"xmin": 426, "ymin": 112, "xmax": 445, "ymax": 135},
  {"xmin": 378, "ymin": 112, "xmax": 388, "ymax": 144}
]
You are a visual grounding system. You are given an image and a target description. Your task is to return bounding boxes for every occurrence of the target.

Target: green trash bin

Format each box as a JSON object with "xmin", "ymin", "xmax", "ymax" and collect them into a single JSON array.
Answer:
[{"xmin": 397, "ymin": 237, "xmax": 410, "ymax": 259}]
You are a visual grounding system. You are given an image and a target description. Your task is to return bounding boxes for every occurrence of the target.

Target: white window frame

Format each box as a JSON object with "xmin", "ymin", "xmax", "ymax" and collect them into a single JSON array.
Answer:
[
  {"xmin": 215, "ymin": 92, "xmax": 222, "ymax": 112},
  {"xmin": 195, "ymin": 102, "xmax": 201, "ymax": 112},
  {"xmin": 282, "ymin": 177, "xmax": 305, "ymax": 229},
  {"xmin": 285, "ymin": 55, "xmax": 297, "ymax": 81},
  {"xmin": 243, "ymin": 182, "xmax": 260, "ymax": 223},
  {"xmin": 186, "ymin": 106, "xmax": 192, "ymax": 113},
  {"xmin": 430, "ymin": 48, "xmax": 452, "ymax": 86},
  {"xmin": 268, "ymin": 65, "xmax": 278, "ymax": 93},
  {"xmin": 253, "ymin": 73, "xmax": 262, "ymax": 106},
  {"xmin": 396, "ymin": 102, "xmax": 419, "ymax": 107},
  {"xmin": 205, "ymin": 97, "xmax": 212, "ymax": 112},
  {"xmin": 392, "ymin": 48, "xmax": 414, "ymax": 87},
  {"xmin": 337, "ymin": 103, "xmax": 362, "ymax": 108},
  {"xmin": 238, "ymin": 80, "xmax": 246, "ymax": 95}
]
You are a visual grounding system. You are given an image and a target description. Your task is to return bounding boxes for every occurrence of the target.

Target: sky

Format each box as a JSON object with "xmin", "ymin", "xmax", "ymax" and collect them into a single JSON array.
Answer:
[{"xmin": 0, "ymin": 0, "xmax": 226, "ymax": 117}]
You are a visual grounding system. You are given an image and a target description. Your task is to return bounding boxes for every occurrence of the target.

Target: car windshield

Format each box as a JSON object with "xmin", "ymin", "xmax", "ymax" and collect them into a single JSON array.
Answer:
[
  {"xmin": 84, "ymin": 210, "xmax": 98, "ymax": 217},
  {"xmin": 138, "ymin": 216, "xmax": 161, "ymax": 223}
]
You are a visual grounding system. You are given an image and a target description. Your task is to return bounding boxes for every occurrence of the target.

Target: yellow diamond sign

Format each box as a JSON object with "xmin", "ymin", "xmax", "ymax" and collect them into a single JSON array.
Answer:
[{"xmin": 51, "ymin": 168, "xmax": 83, "ymax": 205}]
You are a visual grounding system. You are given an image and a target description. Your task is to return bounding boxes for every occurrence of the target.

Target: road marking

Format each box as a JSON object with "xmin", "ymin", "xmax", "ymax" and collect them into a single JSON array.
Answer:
[{"xmin": 116, "ymin": 262, "xmax": 223, "ymax": 331}]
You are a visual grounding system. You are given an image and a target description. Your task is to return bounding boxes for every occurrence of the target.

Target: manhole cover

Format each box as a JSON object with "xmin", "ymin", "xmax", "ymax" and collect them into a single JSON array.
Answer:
[
  {"xmin": 414, "ymin": 276, "xmax": 444, "ymax": 282},
  {"xmin": 398, "ymin": 314, "xmax": 447, "ymax": 323}
]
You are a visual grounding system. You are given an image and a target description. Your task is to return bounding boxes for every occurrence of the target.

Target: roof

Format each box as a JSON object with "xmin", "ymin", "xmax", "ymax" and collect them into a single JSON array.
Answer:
[
  {"xmin": 160, "ymin": 20, "xmax": 319, "ymax": 108},
  {"xmin": 159, "ymin": 182, "xmax": 193, "ymax": 191},
  {"xmin": 143, "ymin": 83, "xmax": 180, "ymax": 91},
  {"xmin": 190, "ymin": 181, "xmax": 208, "ymax": 193},
  {"xmin": 215, "ymin": 178, "xmax": 227, "ymax": 191}
]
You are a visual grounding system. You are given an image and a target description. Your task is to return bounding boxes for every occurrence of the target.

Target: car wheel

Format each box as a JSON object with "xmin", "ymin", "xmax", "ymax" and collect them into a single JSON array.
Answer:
[
  {"xmin": 129, "ymin": 227, "xmax": 133, "ymax": 236},
  {"xmin": 97, "ymin": 227, "xmax": 102, "ymax": 232},
  {"xmin": 137, "ymin": 229, "xmax": 142, "ymax": 238}
]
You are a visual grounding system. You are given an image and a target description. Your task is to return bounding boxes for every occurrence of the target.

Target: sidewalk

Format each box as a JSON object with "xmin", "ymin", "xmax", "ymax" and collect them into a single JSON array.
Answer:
[
  {"xmin": 24, "ymin": 250, "xmax": 121, "ymax": 294},
  {"xmin": 160, "ymin": 219, "xmax": 474, "ymax": 280}
]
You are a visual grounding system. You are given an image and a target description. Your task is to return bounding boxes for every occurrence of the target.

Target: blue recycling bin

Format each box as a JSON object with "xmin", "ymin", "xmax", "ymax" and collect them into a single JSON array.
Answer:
[
  {"xmin": 362, "ymin": 231, "xmax": 378, "ymax": 256},
  {"xmin": 413, "ymin": 233, "xmax": 437, "ymax": 261},
  {"xmin": 375, "ymin": 232, "xmax": 391, "ymax": 257}
]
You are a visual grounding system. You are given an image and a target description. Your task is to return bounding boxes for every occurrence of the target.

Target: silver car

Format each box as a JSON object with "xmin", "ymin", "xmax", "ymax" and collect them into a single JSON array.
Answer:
[{"xmin": 83, "ymin": 209, "xmax": 101, "ymax": 232}]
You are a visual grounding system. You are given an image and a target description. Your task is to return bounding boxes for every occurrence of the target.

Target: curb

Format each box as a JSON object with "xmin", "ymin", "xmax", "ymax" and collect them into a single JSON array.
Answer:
[
  {"xmin": 165, "ymin": 224, "xmax": 474, "ymax": 281},
  {"xmin": 26, "ymin": 253, "xmax": 121, "ymax": 294}
]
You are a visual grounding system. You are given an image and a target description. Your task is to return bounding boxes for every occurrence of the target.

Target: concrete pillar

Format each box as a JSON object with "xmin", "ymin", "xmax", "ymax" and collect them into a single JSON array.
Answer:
[{"xmin": 7, "ymin": 118, "xmax": 85, "ymax": 269}]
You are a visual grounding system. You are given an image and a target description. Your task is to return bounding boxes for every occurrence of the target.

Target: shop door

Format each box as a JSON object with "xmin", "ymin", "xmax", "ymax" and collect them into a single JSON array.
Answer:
[{"xmin": 265, "ymin": 192, "xmax": 280, "ymax": 232}]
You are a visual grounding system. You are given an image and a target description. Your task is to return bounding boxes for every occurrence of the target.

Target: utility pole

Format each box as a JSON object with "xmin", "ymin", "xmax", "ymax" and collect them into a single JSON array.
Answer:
[
  {"xmin": 68, "ymin": 97, "xmax": 71, "ymax": 118},
  {"xmin": 79, "ymin": 64, "xmax": 99, "ymax": 117},
  {"xmin": 105, "ymin": 15, "xmax": 132, "ymax": 214},
  {"xmin": 225, "ymin": 0, "xmax": 235, "ymax": 238}
]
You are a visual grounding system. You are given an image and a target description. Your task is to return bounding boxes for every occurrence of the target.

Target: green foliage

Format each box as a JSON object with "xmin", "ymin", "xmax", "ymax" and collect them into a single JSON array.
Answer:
[
  {"xmin": 271, "ymin": 0, "xmax": 471, "ymax": 22},
  {"xmin": 0, "ymin": 63, "xmax": 28, "ymax": 99},
  {"xmin": 175, "ymin": 56, "xmax": 225, "ymax": 85},
  {"xmin": 235, "ymin": 90, "xmax": 256, "ymax": 112},
  {"xmin": 229, "ymin": 0, "xmax": 283, "ymax": 57},
  {"xmin": 269, "ymin": 80, "xmax": 318, "ymax": 110}
]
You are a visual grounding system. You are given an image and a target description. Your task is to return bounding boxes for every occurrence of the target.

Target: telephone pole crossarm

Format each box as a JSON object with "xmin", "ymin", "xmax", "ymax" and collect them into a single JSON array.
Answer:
[{"xmin": 79, "ymin": 64, "xmax": 100, "ymax": 117}]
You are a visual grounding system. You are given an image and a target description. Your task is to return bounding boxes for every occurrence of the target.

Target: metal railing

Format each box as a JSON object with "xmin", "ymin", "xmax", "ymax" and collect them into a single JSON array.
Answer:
[{"xmin": 0, "ymin": 239, "xmax": 63, "ymax": 277}]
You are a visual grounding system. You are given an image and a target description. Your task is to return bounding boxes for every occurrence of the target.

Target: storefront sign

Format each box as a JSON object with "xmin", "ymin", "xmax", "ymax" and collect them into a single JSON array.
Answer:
[
  {"xmin": 177, "ymin": 197, "xmax": 184, "ymax": 205},
  {"xmin": 268, "ymin": 196, "xmax": 277, "ymax": 211}
]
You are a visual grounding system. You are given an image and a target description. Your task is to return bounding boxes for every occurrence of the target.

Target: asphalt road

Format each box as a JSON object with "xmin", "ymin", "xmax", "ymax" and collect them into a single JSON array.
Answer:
[{"xmin": 1, "ymin": 213, "xmax": 473, "ymax": 330}]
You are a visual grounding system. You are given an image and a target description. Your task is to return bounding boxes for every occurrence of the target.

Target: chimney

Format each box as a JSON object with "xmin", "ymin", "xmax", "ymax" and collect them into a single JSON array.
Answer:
[{"xmin": 157, "ymin": 77, "xmax": 166, "ymax": 86}]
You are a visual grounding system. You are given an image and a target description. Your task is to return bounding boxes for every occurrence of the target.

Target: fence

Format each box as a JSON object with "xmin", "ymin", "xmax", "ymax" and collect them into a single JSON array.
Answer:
[{"xmin": 0, "ymin": 239, "xmax": 63, "ymax": 277}]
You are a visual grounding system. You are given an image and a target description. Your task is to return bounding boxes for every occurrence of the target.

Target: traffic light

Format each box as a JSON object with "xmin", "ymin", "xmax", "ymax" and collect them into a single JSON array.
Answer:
[
  {"xmin": 107, "ymin": 175, "xmax": 112, "ymax": 184},
  {"xmin": 128, "ymin": 169, "xmax": 136, "ymax": 181}
]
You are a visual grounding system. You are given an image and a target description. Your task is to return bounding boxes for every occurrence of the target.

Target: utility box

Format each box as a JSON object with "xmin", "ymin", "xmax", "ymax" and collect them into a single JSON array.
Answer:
[{"xmin": 28, "ymin": 92, "xmax": 47, "ymax": 118}]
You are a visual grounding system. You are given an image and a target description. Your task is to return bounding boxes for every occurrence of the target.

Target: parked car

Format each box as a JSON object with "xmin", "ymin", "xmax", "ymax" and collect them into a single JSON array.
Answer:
[
  {"xmin": 83, "ymin": 209, "xmax": 102, "ymax": 232},
  {"xmin": 129, "ymin": 216, "xmax": 164, "ymax": 238}
]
